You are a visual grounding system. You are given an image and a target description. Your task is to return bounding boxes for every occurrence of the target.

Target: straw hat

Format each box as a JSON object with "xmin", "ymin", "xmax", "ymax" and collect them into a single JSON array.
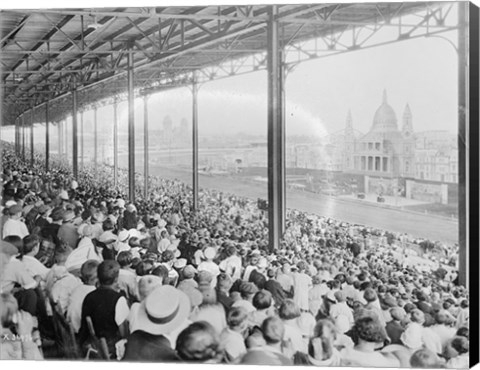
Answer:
[{"xmin": 134, "ymin": 286, "xmax": 190, "ymax": 335}]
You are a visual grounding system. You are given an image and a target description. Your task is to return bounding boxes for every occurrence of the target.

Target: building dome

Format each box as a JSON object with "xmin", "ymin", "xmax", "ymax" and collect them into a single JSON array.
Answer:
[{"xmin": 371, "ymin": 90, "xmax": 399, "ymax": 132}]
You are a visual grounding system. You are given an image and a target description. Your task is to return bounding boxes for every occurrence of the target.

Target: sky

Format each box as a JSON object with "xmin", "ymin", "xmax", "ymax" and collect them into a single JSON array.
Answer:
[
  {"xmin": 113, "ymin": 3, "xmax": 460, "ymax": 139},
  {"xmin": 2, "ymin": 1, "xmax": 461, "ymax": 143}
]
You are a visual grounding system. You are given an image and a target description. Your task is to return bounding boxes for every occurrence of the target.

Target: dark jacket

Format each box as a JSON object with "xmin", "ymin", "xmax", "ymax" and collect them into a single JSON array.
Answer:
[
  {"xmin": 123, "ymin": 331, "xmax": 179, "ymax": 362},
  {"xmin": 385, "ymin": 320, "xmax": 404, "ymax": 345},
  {"xmin": 79, "ymin": 286, "xmax": 123, "ymax": 355}
]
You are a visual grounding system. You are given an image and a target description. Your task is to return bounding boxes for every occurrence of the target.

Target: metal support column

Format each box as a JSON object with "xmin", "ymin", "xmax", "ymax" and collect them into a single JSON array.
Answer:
[
  {"xmin": 267, "ymin": 5, "xmax": 286, "ymax": 252},
  {"xmin": 64, "ymin": 119, "xmax": 68, "ymax": 161},
  {"xmin": 14, "ymin": 118, "xmax": 18, "ymax": 154},
  {"xmin": 80, "ymin": 111, "xmax": 84, "ymax": 169},
  {"xmin": 58, "ymin": 121, "xmax": 62, "ymax": 157},
  {"xmin": 30, "ymin": 108, "xmax": 34, "ymax": 167},
  {"xmin": 192, "ymin": 76, "xmax": 199, "ymax": 211},
  {"xmin": 45, "ymin": 102, "xmax": 49, "ymax": 172},
  {"xmin": 458, "ymin": 2, "xmax": 469, "ymax": 288},
  {"xmin": 127, "ymin": 47, "xmax": 135, "ymax": 202},
  {"xmin": 143, "ymin": 95, "xmax": 149, "ymax": 198},
  {"xmin": 113, "ymin": 98, "xmax": 118, "ymax": 188},
  {"xmin": 94, "ymin": 106, "xmax": 98, "ymax": 174},
  {"xmin": 72, "ymin": 88, "xmax": 78, "ymax": 178},
  {"xmin": 22, "ymin": 114, "xmax": 25, "ymax": 161}
]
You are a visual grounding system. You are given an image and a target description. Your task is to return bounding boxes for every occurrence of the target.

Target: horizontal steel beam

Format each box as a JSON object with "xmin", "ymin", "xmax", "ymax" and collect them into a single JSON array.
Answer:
[
  {"xmin": 278, "ymin": 17, "xmax": 455, "ymax": 28},
  {"xmin": 15, "ymin": 8, "xmax": 268, "ymax": 22}
]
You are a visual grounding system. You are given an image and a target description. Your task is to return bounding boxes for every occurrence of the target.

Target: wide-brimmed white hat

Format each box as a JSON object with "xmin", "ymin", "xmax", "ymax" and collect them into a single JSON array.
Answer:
[
  {"xmin": 118, "ymin": 230, "xmax": 130, "ymax": 243},
  {"xmin": 204, "ymin": 247, "xmax": 216, "ymax": 260},
  {"xmin": 98, "ymin": 230, "xmax": 118, "ymax": 244},
  {"xmin": 134, "ymin": 285, "xmax": 190, "ymax": 335}
]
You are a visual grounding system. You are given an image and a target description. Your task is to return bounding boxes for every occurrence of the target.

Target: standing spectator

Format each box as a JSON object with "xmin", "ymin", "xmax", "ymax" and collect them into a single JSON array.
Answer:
[
  {"xmin": 264, "ymin": 268, "xmax": 286, "ymax": 308},
  {"xmin": 219, "ymin": 306, "xmax": 249, "ymax": 363},
  {"xmin": 116, "ymin": 251, "xmax": 138, "ymax": 303},
  {"xmin": 19, "ymin": 234, "xmax": 50, "ymax": 282},
  {"xmin": 66, "ymin": 260, "xmax": 100, "ymax": 333},
  {"xmin": 197, "ymin": 247, "xmax": 220, "ymax": 288},
  {"xmin": 278, "ymin": 299, "xmax": 306, "ymax": 355},
  {"xmin": 79, "ymin": 260, "xmax": 129, "ymax": 357},
  {"xmin": 386, "ymin": 307, "xmax": 407, "ymax": 345},
  {"xmin": 329, "ymin": 290, "xmax": 354, "ymax": 331},
  {"xmin": 46, "ymin": 246, "xmax": 81, "ymax": 315},
  {"xmin": 276, "ymin": 261, "xmax": 294, "ymax": 298},
  {"xmin": 123, "ymin": 285, "xmax": 190, "ymax": 362},
  {"xmin": 292, "ymin": 261, "xmax": 312, "ymax": 312},
  {"xmin": 57, "ymin": 210, "xmax": 79, "ymax": 249},
  {"xmin": 219, "ymin": 245, "xmax": 242, "ymax": 281},
  {"xmin": 3, "ymin": 204, "xmax": 29, "ymax": 239}
]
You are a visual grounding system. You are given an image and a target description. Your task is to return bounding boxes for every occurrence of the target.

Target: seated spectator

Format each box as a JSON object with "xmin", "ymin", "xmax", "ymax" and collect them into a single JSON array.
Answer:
[
  {"xmin": 127, "ymin": 275, "xmax": 163, "ymax": 333},
  {"xmin": 216, "ymin": 272, "xmax": 234, "ymax": 311},
  {"xmin": 430, "ymin": 309, "xmax": 457, "ymax": 350},
  {"xmin": 0, "ymin": 292, "xmax": 43, "ymax": 360},
  {"xmin": 401, "ymin": 309, "xmax": 442, "ymax": 355},
  {"xmin": 445, "ymin": 336, "xmax": 469, "ymax": 368},
  {"xmin": 123, "ymin": 285, "xmax": 190, "ymax": 362},
  {"xmin": 240, "ymin": 316, "xmax": 292, "ymax": 365},
  {"xmin": 161, "ymin": 250, "xmax": 179, "ymax": 286},
  {"xmin": 65, "ymin": 225, "xmax": 102, "ymax": 275},
  {"xmin": 410, "ymin": 348, "xmax": 445, "ymax": 368},
  {"xmin": 455, "ymin": 299, "xmax": 469, "ymax": 330},
  {"xmin": 293, "ymin": 319, "xmax": 342, "ymax": 366},
  {"xmin": 66, "ymin": 260, "xmax": 100, "ymax": 333},
  {"xmin": 176, "ymin": 321, "xmax": 221, "ymax": 363},
  {"xmin": 249, "ymin": 290, "xmax": 274, "ymax": 328},
  {"xmin": 231, "ymin": 282, "xmax": 257, "ymax": 314},
  {"xmin": 177, "ymin": 265, "xmax": 198, "ymax": 292},
  {"xmin": 190, "ymin": 289, "xmax": 227, "ymax": 335},
  {"xmin": 340, "ymin": 316, "xmax": 401, "ymax": 367},
  {"xmin": 1, "ymin": 239, "xmax": 38, "ymax": 316},
  {"xmin": 386, "ymin": 306, "xmax": 406, "ymax": 345}
]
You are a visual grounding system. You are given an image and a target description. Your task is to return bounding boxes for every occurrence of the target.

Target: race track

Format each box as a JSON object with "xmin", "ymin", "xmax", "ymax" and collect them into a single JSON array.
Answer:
[{"xmin": 146, "ymin": 164, "xmax": 459, "ymax": 245}]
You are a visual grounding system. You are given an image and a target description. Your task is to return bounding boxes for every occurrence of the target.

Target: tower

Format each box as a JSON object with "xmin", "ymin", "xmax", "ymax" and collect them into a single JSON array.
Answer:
[
  {"xmin": 402, "ymin": 103, "xmax": 413, "ymax": 136},
  {"xmin": 401, "ymin": 103, "xmax": 415, "ymax": 176},
  {"xmin": 344, "ymin": 109, "xmax": 355, "ymax": 170}
]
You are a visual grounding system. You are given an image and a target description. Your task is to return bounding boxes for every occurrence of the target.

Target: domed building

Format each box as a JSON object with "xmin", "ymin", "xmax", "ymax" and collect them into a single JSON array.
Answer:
[{"xmin": 344, "ymin": 90, "xmax": 416, "ymax": 179}]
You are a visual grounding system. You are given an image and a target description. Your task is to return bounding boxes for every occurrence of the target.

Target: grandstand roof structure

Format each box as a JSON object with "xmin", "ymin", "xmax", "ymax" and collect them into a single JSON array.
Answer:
[
  {"xmin": 1, "ymin": 2, "xmax": 458, "ymax": 124},
  {"xmin": 1, "ymin": 2, "xmax": 476, "ymax": 288}
]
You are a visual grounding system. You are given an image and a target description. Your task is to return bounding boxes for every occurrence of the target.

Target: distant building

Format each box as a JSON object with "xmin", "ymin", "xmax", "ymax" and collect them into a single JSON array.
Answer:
[
  {"xmin": 414, "ymin": 130, "xmax": 458, "ymax": 183},
  {"xmin": 344, "ymin": 90, "xmax": 416, "ymax": 178},
  {"xmin": 414, "ymin": 146, "xmax": 458, "ymax": 183}
]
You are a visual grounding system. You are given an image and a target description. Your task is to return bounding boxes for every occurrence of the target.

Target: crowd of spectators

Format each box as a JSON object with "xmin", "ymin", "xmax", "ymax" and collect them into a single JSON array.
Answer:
[{"xmin": 0, "ymin": 143, "xmax": 469, "ymax": 367}]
